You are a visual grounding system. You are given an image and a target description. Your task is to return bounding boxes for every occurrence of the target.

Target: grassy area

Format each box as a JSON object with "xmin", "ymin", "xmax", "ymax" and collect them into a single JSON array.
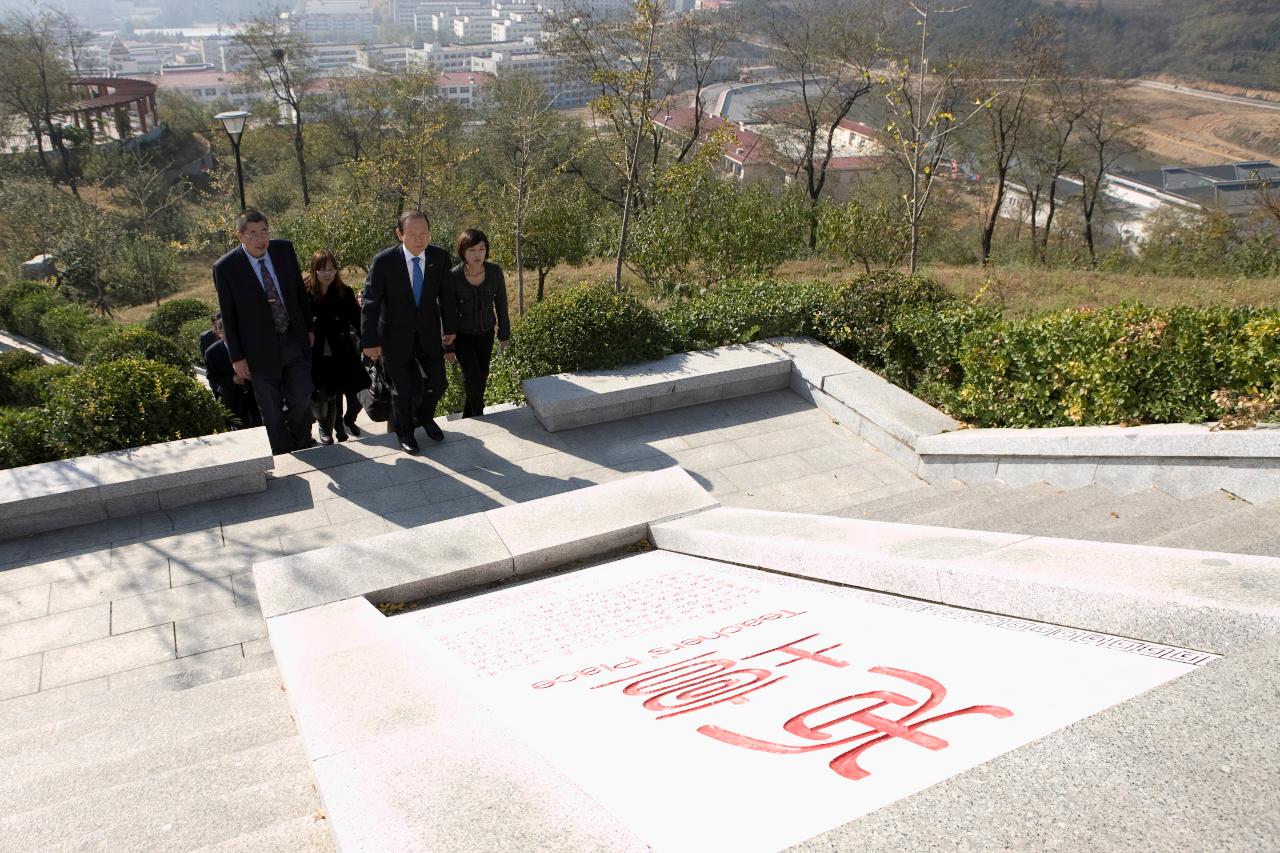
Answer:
[
  {"xmin": 926, "ymin": 264, "xmax": 1280, "ymax": 317},
  {"xmin": 118, "ymin": 252, "xmax": 1280, "ymax": 329}
]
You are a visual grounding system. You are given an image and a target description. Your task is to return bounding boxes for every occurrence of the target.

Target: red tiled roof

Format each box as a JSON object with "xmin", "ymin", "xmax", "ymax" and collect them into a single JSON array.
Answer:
[
  {"xmin": 836, "ymin": 118, "xmax": 878, "ymax": 137},
  {"xmin": 654, "ymin": 108, "xmax": 772, "ymax": 164}
]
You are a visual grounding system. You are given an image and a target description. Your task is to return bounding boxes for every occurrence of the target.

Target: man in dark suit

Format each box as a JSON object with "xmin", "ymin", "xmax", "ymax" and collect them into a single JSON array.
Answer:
[
  {"xmin": 360, "ymin": 209, "xmax": 457, "ymax": 453},
  {"xmin": 212, "ymin": 209, "xmax": 315, "ymax": 455},
  {"xmin": 203, "ymin": 315, "xmax": 262, "ymax": 429},
  {"xmin": 198, "ymin": 313, "xmax": 220, "ymax": 358}
]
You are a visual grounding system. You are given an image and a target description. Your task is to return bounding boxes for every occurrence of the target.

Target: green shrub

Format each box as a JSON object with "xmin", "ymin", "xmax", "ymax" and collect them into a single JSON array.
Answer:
[
  {"xmin": 812, "ymin": 270, "xmax": 958, "ymax": 387},
  {"xmin": 506, "ymin": 284, "xmax": 675, "ymax": 379},
  {"xmin": 0, "ymin": 350, "xmax": 45, "ymax": 405},
  {"xmin": 144, "ymin": 298, "xmax": 214, "ymax": 342},
  {"xmin": 936, "ymin": 305, "xmax": 1277, "ymax": 427},
  {"xmin": 85, "ymin": 327, "xmax": 194, "ymax": 375},
  {"xmin": 667, "ymin": 279, "xmax": 836, "ymax": 351},
  {"xmin": 10, "ymin": 288, "xmax": 66, "ymax": 341},
  {"xmin": 38, "ymin": 303, "xmax": 110, "ymax": 362},
  {"xmin": 894, "ymin": 301, "xmax": 1001, "ymax": 410},
  {"xmin": 0, "ymin": 407, "xmax": 57, "ymax": 470},
  {"xmin": 42, "ymin": 357, "xmax": 228, "ymax": 457},
  {"xmin": 8, "ymin": 363, "xmax": 76, "ymax": 408},
  {"xmin": 0, "ymin": 280, "xmax": 55, "ymax": 329},
  {"xmin": 178, "ymin": 317, "xmax": 212, "ymax": 365}
]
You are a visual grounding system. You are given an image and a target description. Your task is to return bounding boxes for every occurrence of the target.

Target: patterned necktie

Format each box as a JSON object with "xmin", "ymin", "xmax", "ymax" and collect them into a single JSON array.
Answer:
[
  {"xmin": 411, "ymin": 256, "xmax": 424, "ymax": 308},
  {"xmin": 259, "ymin": 259, "xmax": 290, "ymax": 334}
]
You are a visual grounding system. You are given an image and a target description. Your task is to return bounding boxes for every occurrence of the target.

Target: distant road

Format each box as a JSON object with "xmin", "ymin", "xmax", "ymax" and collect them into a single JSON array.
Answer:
[{"xmin": 1136, "ymin": 80, "xmax": 1280, "ymax": 113}]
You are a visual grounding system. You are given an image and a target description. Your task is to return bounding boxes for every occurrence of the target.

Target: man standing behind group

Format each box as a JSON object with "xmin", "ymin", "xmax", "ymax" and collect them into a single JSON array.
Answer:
[
  {"xmin": 361, "ymin": 209, "xmax": 457, "ymax": 453},
  {"xmin": 212, "ymin": 209, "xmax": 315, "ymax": 455}
]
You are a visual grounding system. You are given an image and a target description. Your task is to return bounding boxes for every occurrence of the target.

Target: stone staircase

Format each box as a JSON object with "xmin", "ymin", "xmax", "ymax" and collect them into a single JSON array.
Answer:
[
  {"xmin": 837, "ymin": 480, "xmax": 1280, "ymax": 557},
  {"xmin": 0, "ymin": 658, "xmax": 333, "ymax": 852}
]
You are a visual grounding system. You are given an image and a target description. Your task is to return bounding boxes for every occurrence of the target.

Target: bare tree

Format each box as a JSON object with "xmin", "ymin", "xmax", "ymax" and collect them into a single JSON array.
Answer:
[
  {"xmin": 92, "ymin": 148, "xmax": 192, "ymax": 305},
  {"xmin": 236, "ymin": 12, "xmax": 313, "ymax": 206},
  {"xmin": 1074, "ymin": 79, "xmax": 1139, "ymax": 266},
  {"xmin": 658, "ymin": 10, "xmax": 740, "ymax": 163},
  {"xmin": 882, "ymin": 0, "xmax": 989, "ymax": 273},
  {"xmin": 0, "ymin": 11, "xmax": 88, "ymax": 196},
  {"xmin": 1014, "ymin": 77, "xmax": 1086, "ymax": 264},
  {"xmin": 548, "ymin": 0, "xmax": 664, "ymax": 291},
  {"xmin": 976, "ymin": 16, "xmax": 1061, "ymax": 265},
  {"xmin": 751, "ymin": 0, "xmax": 883, "ymax": 248},
  {"xmin": 478, "ymin": 74, "xmax": 584, "ymax": 314}
]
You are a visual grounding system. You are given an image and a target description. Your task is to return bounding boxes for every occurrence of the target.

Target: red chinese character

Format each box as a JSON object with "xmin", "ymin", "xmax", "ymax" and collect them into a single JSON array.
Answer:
[
  {"xmin": 743, "ymin": 633, "xmax": 848, "ymax": 670},
  {"xmin": 697, "ymin": 666, "xmax": 1013, "ymax": 780},
  {"xmin": 593, "ymin": 651, "xmax": 785, "ymax": 719}
]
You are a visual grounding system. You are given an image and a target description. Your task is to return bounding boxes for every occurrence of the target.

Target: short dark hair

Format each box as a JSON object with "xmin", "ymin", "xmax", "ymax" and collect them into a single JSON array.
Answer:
[
  {"xmin": 396, "ymin": 209, "xmax": 430, "ymax": 233},
  {"xmin": 455, "ymin": 228, "xmax": 489, "ymax": 261},
  {"xmin": 235, "ymin": 209, "xmax": 268, "ymax": 233}
]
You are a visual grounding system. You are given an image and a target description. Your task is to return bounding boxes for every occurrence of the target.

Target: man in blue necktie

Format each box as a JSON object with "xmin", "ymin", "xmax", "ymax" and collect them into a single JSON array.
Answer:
[
  {"xmin": 212, "ymin": 210, "xmax": 315, "ymax": 454},
  {"xmin": 360, "ymin": 209, "xmax": 458, "ymax": 453}
]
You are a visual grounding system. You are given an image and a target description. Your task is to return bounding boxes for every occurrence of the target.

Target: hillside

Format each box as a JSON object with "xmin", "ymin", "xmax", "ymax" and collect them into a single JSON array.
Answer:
[{"xmin": 945, "ymin": 0, "xmax": 1280, "ymax": 91}]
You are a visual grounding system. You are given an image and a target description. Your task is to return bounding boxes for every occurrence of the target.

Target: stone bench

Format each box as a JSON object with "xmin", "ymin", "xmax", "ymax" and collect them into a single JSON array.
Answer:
[
  {"xmin": 0, "ymin": 427, "xmax": 275, "ymax": 540},
  {"xmin": 522, "ymin": 342, "xmax": 792, "ymax": 432}
]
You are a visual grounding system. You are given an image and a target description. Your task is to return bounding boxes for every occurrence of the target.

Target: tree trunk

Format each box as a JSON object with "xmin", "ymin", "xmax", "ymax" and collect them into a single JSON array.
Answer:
[
  {"xmin": 537, "ymin": 268, "xmax": 548, "ymax": 302},
  {"xmin": 293, "ymin": 110, "xmax": 310, "ymax": 206}
]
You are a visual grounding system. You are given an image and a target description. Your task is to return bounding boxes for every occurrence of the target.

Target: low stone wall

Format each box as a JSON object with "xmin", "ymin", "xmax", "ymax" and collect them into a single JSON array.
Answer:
[
  {"xmin": 916, "ymin": 424, "xmax": 1280, "ymax": 502},
  {"xmin": 0, "ymin": 427, "xmax": 275, "ymax": 540}
]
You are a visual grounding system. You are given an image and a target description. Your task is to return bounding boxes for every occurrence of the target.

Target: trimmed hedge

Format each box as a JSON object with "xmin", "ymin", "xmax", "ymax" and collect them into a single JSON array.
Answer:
[
  {"xmin": 0, "ymin": 408, "xmax": 56, "ymax": 470},
  {"xmin": 811, "ymin": 270, "xmax": 958, "ymax": 388},
  {"xmin": 85, "ymin": 327, "xmax": 195, "ymax": 376},
  {"xmin": 901, "ymin": 304, "xmax": 1280, "ymax": 427},
  {"xmin": 507, "ymin": 284, "xmax": 676, "ymax": 379},
  {"xmin": 666, "ymin": 279, "xmax": 835, "ymax": 351},
  {"xmin": 41, "ymin": 357, "xmax": 228, "ymax": 458},
  {"xmin": 0, "ymin": 350, "xmax": 45, "ymax": 405},
  {"xmin": 145, "ymin": 298, "xmax": 214, "ymax": 342},
  {"xmin": 9, "ymin": 363, "xmax": 76, "ymax": 408}
]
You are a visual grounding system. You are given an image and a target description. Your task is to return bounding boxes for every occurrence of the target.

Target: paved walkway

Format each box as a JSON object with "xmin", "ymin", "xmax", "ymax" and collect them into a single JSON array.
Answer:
[{"xmin": 0, "ymin": 389, "xmax": 923, "ymax": 704}]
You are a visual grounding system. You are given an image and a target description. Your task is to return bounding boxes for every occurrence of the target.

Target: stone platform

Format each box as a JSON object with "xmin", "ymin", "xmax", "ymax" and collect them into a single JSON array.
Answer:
[{"xmin": 0, "ymin": 375, "xmax": 1277, "ymax": 852}]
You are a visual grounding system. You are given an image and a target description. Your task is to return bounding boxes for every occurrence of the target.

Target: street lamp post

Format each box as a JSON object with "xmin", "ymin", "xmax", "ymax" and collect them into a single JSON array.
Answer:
[{"xmin": 214, "ymin": 110, "xmax": 251, "ymax": 211}]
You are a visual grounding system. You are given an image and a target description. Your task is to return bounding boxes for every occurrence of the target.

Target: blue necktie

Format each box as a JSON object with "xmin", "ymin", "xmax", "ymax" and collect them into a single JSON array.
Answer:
[{"xmin": 411, "ymin": 256, "xmax": 423, "ymax": 308}]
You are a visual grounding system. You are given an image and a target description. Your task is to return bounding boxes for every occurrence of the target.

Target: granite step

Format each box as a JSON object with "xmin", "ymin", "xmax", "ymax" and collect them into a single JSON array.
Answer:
[
  {"xmin": 1018, "ymin": 487, "xmax": 1184, "ymax": 543},
  {"xmin": 191, "ymin": 813, "xmax": 335, "ymax": 852},
  {"xmin": 0, "ymin": 667, "xmax": 325, "ymax": 852},
  {"xmin": 907, "ymin": 482, "xmax": 1059, "ymax": 529},
  {"xmin": 0, "ymin": 644, "xmax": 278, "ymax": 737},
  {"xmin": 942, "ymin": 485, "xmax": 1137, "ymax": 539},
  {"xmin": 2, "ymin": 738, "xmax": 323, "ymax": 853},
  {"xmin": 0, "ymin": 663, "xmax": 288, "ymax": 768},
  {"xmin": 855, "ymin": 481, "xmax": 1011, "ymax": 522},
  {"xmin": 1143, "ymin": 503, "xmax": 1276, "ymax": 554},
  {"xmin": 1093, "ymin": 490, "xmax": 1255, "ymax": 547}
]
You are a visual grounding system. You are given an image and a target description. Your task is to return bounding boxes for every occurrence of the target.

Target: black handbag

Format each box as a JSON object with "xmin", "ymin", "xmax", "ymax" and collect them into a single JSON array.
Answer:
[{"xmin": 358, "ymin": 357, "xmax": 392, "ymax": 422}]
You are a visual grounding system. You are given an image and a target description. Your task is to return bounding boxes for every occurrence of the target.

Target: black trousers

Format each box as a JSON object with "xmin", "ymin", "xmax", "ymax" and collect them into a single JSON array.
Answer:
[
  {"xmin": 251, "ymin": 333, "xmax": 313, "ymax": 454},
  {"xmin": 453, "ymin": 330, "xmax": 494, "ymax": 418},
  {"xmin": 385, "ymin": 336, "xmax": 447, "ymax": 437}
]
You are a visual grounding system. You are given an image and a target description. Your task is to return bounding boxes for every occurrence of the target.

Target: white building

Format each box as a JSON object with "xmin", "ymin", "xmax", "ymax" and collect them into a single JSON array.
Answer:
[
  {"xmin": 434, "ymin": 71, "xmax": 491, "ymax": 107},
  {"xmin": 296, "ymin": 0, "xmax": 375, "ymax": 41}
]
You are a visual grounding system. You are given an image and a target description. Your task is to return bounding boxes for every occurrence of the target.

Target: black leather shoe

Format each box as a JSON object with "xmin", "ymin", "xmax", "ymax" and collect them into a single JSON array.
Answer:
[
  {"xmin": 344, "ymin": 417, "xmax": 362, "ymax": 437},
  {"xmin": 398, "ymin": 432, "xmax": 420, "ymax": 453},
  {"xmin": 422, "ymin": 420, "xmax": 444, "ymax": 442},
  {"xmin": 318, "ymin": 429, "xmax": 334, "ymax": 446}
]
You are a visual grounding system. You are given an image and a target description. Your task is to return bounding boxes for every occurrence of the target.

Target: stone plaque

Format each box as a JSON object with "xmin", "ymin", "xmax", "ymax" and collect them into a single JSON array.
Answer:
[{"xmin": 398, "ymin": 551, "xmax": 1214, "ymax": 852}]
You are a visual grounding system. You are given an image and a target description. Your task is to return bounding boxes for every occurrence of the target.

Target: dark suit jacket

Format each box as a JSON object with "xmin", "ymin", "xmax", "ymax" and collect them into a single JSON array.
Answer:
[
  {"xmin": 360, "ymin": 244, "xmax": 457, "ymax": 364},
  {"xmin": 212, "ymin": 239, "xmax": 312, "ymax": 377}
]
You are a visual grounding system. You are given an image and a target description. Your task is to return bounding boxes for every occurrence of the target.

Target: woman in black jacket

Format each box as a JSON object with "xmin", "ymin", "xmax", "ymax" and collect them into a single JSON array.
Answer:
[
  {"xmin": 447, "ymin": 229, "xmax": 511, "ymax": 418},
  {"xmin": 306, "ymin": 250, "xmax": 371, "ymax": 443}
]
